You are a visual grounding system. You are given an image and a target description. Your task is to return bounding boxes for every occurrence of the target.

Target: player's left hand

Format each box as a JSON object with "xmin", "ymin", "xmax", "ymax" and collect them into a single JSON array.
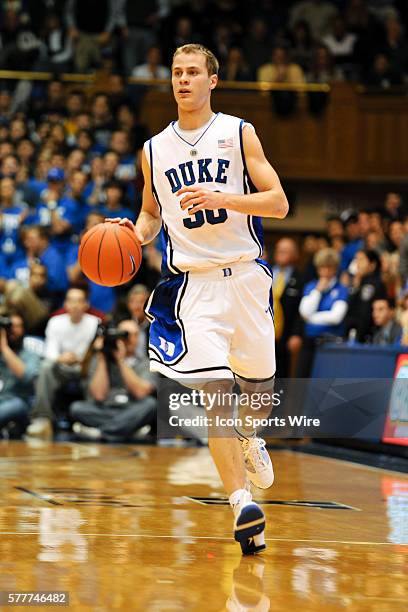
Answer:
[{"xmin": 177, "ymin": 186, "xmax": 227, "ymax": 215}]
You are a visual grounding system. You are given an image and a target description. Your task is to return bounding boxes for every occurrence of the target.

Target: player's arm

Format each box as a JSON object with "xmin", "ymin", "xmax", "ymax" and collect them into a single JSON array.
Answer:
[
  {"xmin": 107, "ymin": 149, "xmax": 162, "ymax": 245},
  {"xmin": 178, "ymin": 126, "xmax": 289, "ymax": 219}
]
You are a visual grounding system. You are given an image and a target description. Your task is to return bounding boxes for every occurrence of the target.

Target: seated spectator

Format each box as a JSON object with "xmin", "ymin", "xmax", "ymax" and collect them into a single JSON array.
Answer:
[
  {"xmin": 0, "ymin": 176, "xmax": 29, "ymax": 264},
  {"xmin": 322, "ymin": 16, "xmax": 357, "ymax": 76},
  {"xmin": 171, "ymin": 16, "xmax": 202, "ymax": 53},
  {"xmin": 289, "ymin": 0, "xmax": 339, "ymax": 40},
  {"xmin": 257, "ymin": 45, "xmax": 306, "ymax": 83},
  {"xmin": 211, "ymin": 24, "xmax": 233, "ymax": 66},
  {"xmin": 117, "ymin": 0, "xmax": 159, "ymax": 76},
  {"xmin": 132, "ymin": 46, "xmax": 171, "ymax": 81},
  {"xmin": 109, "ymin": 131, "xmax": 136, "ymax": 181},
  {"xmin": 65, "ymin": 169, "xmax": 89, "ymax": 229},
  {"xmin": 371, "ymin": 296, "xmax": 401, "ymax": 344},
  {"xmin": 340, "ymin": 213, "xmax": 364, "ymax": 274},
  {"xmin": 64, "ymin": 90, "xmax": 86, "ymax": 141},
  {"xmin": 91, "ymin": 93, "xmax": 116, "ymax": 149},
  {"xmin": 297, "ymin": 248, "xmax": 348, "ymax": 377},
  {"xmin": 70, "ymin": 319, "xmax": 156, "ymax": 442},
  {"xmin": 65, "ymin": 150, "xmax": 86, "ymax": 179},
  {"xmin": 398, "ymin": 221, "xmax": 408, "ymax": 286},
  {"xmin": 300, "ymin": 234, "xmax": 320, "ymax": 284},
  {"xmin": 97, "ymin": 151, "xmax": 136, "ymax": 205},
  {"xmin": 66, "ymin": 211, "xmax": 117, "ymax": 314},
  {"xmin": 99, "ymin": 179, "xmax": 135, "ymax": 222},
  {"xmin": 364, "ymin": 53, "xmax": 403, "ymax": 87},
  {"xmin": 242, "ymin": 18, "xmax": 273, "ymax": 77},
  {"xmin": 26, "ymin": 167, "xmax": 81, "ymax": 255},
  {"xmin": 106, "ymin": 74, "xmax": 132, "ymax": 113},
  {"xmin": 307, "ymin": 44, "xmax": 344, "ymax": 82},
  {"xmin": 289, "ymin": 20, "xmax": 314, "ymax": 73},
  {"xmin": 26, "ymin": 285, "xmax": 100, "ymax": 439},
  {"xmin": 30, "ymin": 79, "xmax": 67, "ymax": 123},
  {"xmin": 0, "ymin": 313, "xmax": 41, "ymax": 436},
  {"xmin": 115, "ymin": 104, "xmax": 150, "ymax": 152},
  {"xmin": 348, "ymin": 0, "xmax": 384, "ymax": 73},
  {"xmin": 66, "ymin": 0, "xmax": 116, "ymax": 73},
  {"xmin": 83, "ymin": 156, "xmax": 105, "ymax": 207},
  {"xmin": 345, "ymin": 249, "xmax": 386, "ymax": 342},
  {"xmin": 219, "ymin": 47, "xmax": 252, "ymax": 82},
  {"xmin": 121, "ymin": 284, "xmax": 151, "ymax": 358},
  {"xmin": 326, "ymin": 216, "xmax": 345, "ymax": 242},
  {"xmin": 271, "ymin": 238, "xmax": 304, "ymax": 378},
  {"xmin": 9, "ymin": 225, "xmax": 68, "ymax": 296},
  {"xmin": 3, "ymin": 262, "xmax": 54, "ymax": 336},
  {"xmin": 75, "ymin": 129, "xmax": 97, "ymax": 161},
  {"xmin": 16, "ymin": 139, "xmax": 37, "ymax": 177},
  {"xmin": 380, "ymin": 15, "xmax": 408, "ymax": 77},
  {"xmin": 0, "ymin": 10, "xmax": 41, "ymax": 72},
  {"xmin": 384, "ymin": 192, "xmax": 406, "ymax": 221},
  {"xmin": 37, "ymin": 12, "xmax": 73, "ymax": 73}
]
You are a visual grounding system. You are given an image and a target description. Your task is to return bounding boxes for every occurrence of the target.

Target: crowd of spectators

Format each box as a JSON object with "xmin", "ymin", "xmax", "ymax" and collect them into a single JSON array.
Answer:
[
  {"xmin": 272, "ymin": 195, "xmax": 408, "ymax": 378},
  {"xmin": 0, "ymin": 1, "xmax": 407, "ymax": 87},
  {"xmin": 0, "ymin": 1, "xmax": 408, "ymax": 442}
]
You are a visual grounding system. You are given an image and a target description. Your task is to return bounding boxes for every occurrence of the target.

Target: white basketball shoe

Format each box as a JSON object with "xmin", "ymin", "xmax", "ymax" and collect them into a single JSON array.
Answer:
[
  {"xmin": 231, "ymin": 489, "xmax": 266, "ymax": 555},
  {"xmin": 240, "ymin": 437, "xmax": 274, "ymax": 489}
]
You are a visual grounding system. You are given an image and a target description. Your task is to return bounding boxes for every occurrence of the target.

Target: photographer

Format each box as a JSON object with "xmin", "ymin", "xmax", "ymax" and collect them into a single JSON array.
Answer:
[
  {"xmin": 26, "ymin": 286, "xmax": 100, "ymax": 439},
  {"xmin": 70, "ymin": 319, "xmax": 157, "ymax": 442},
  {"xmin": 0, "ymin": 314, "xmax": 40, "ymax": 435}
]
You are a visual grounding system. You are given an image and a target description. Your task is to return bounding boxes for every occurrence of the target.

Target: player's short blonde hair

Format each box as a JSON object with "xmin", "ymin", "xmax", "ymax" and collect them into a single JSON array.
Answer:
[
  {"xmin": 314, "ymin": 248, "xmax": 340, "ymax": 269},
  {"xmin": 172, "ymin": 44, "xmax": 219, "ymax": 76}
]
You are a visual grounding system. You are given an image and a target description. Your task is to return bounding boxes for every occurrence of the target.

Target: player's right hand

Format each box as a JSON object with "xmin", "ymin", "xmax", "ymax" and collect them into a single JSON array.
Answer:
[{"xmin": 105, "ymin": 217, "xmax": 144, "ymax": 244}]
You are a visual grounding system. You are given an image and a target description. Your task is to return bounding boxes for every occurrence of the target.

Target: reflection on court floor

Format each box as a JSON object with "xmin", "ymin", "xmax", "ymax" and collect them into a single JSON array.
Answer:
[{"xmin": 0, "ymin": 441, "xmax": 406, "ymax": 611}]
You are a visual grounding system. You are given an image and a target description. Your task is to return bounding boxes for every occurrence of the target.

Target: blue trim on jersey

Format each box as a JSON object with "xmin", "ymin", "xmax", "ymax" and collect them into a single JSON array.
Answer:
[
  {"xmin": 149, "ymin": 138, "xmax": 162, "ymax": 215},
  {"xmin": 256, "ymin": 258, "xmax": 274, "ymax": 320},
  {"xmin": 149, "ymin": 138, "xmax": 182, "ymax": 275},
  {"xmin": 145, "ymin": 273, "xmax": 189, "ymax": 365},
  {"xmin": 158, "ymin": 227, "xmax": 170, "ymax": 276},
  {"xmin": 171, "ymin": 113, "xmax": 220, "ymax": 148},
  {"xmin": 239, "ymin": 119, "xmax": 263, "ymax": 258}
]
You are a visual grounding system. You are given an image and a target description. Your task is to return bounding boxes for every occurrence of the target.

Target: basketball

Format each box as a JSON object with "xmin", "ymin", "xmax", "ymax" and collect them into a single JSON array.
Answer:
[{"xmin": 78, "ymin": 222, "xmax": 142, "ymax": 287}]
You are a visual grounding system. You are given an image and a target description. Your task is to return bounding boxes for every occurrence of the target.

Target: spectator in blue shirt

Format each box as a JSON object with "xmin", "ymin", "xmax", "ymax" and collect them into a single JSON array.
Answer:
[
  {"xmin": 10, "ymin": 225, "xmax": 68, "ymax": 295},
  {"xmin": 297, "ymin": 247, "xmax": 349, "ymax": 377},
  {"xmin": 0, "ymin": 177, "xmax": 28, "ymax": 264},
  {"xmin": 99, "ymin": 179, "xmax": 135, "ymax": 222},
  {"xmin": 109, "ymin": 130, "xmax": 136, "ymax": 181},
  {"xmin": 26, "ymin": 167, "xmax": 82, "ymax": 255},
  {"xmin": 64, "ymin": 170, "xmax": 89, "ymax": 233},
  {"xmin": 340, "ymin": 213, "xmax": 364, "ymax": 273}
]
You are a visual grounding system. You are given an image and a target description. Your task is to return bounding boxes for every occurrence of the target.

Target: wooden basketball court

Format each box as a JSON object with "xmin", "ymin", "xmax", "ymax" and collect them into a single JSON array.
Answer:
[{"xmin": 0, "ymin": 441, "xmax": 406, "ymax": 611}]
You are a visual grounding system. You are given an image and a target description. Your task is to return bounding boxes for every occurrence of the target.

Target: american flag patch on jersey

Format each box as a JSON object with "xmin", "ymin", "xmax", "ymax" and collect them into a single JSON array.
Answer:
[{"xmin": 218, "ymin": 137, "xmax": 233, "ymax": 148}]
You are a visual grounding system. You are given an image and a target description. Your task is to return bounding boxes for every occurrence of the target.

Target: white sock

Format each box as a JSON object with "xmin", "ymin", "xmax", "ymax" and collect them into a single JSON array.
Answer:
[{"xmin": 229, "ymin": 488, "xmax": 251, "ymax": 510}]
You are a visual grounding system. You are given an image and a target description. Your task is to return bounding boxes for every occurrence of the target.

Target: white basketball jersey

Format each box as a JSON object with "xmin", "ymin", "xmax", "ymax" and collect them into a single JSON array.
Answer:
[{"xmin": 144, "ymin": 112, "xmax": 263, "ymax": 274}]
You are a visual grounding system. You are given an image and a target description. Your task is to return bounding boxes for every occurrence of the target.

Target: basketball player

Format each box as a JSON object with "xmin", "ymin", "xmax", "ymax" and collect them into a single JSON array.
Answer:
[{"xmin": 109, "ymin": 44, "xmax": 289, "ymax": 554}]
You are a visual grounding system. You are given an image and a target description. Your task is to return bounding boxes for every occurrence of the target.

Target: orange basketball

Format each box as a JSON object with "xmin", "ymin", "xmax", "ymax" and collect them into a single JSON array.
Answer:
[{"xmin": 78, "ymin": 222, "xmax": 142, "ymax": 287}]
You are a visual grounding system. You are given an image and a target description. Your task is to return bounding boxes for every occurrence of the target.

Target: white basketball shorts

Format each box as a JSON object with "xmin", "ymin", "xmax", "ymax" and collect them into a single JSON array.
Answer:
[{"xmin": 145, "ymin": 259, "xmax": 276, "ymax": 381}]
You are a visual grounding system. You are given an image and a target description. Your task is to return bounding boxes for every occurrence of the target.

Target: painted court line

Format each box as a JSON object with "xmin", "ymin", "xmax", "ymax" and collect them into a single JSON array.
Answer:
[{"xmin": 0, "ymin": 532, "xmax": 401, "ymax": 546}]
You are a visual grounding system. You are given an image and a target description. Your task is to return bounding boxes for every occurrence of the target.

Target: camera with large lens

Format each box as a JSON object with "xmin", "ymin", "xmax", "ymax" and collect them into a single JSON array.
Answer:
[
  {"xmin": 97, "ymin": 324, "xmax": 129, "ymax": 361},
  {"xmin": 0, "ymin": 315, "xmax": 12, "ymax": 330}
]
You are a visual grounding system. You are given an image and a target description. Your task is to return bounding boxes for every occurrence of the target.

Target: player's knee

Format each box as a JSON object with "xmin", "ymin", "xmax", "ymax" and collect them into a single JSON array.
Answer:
[{"xmin": 237, "ymin": 376, "xmax": 276, "ymax": 421}]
